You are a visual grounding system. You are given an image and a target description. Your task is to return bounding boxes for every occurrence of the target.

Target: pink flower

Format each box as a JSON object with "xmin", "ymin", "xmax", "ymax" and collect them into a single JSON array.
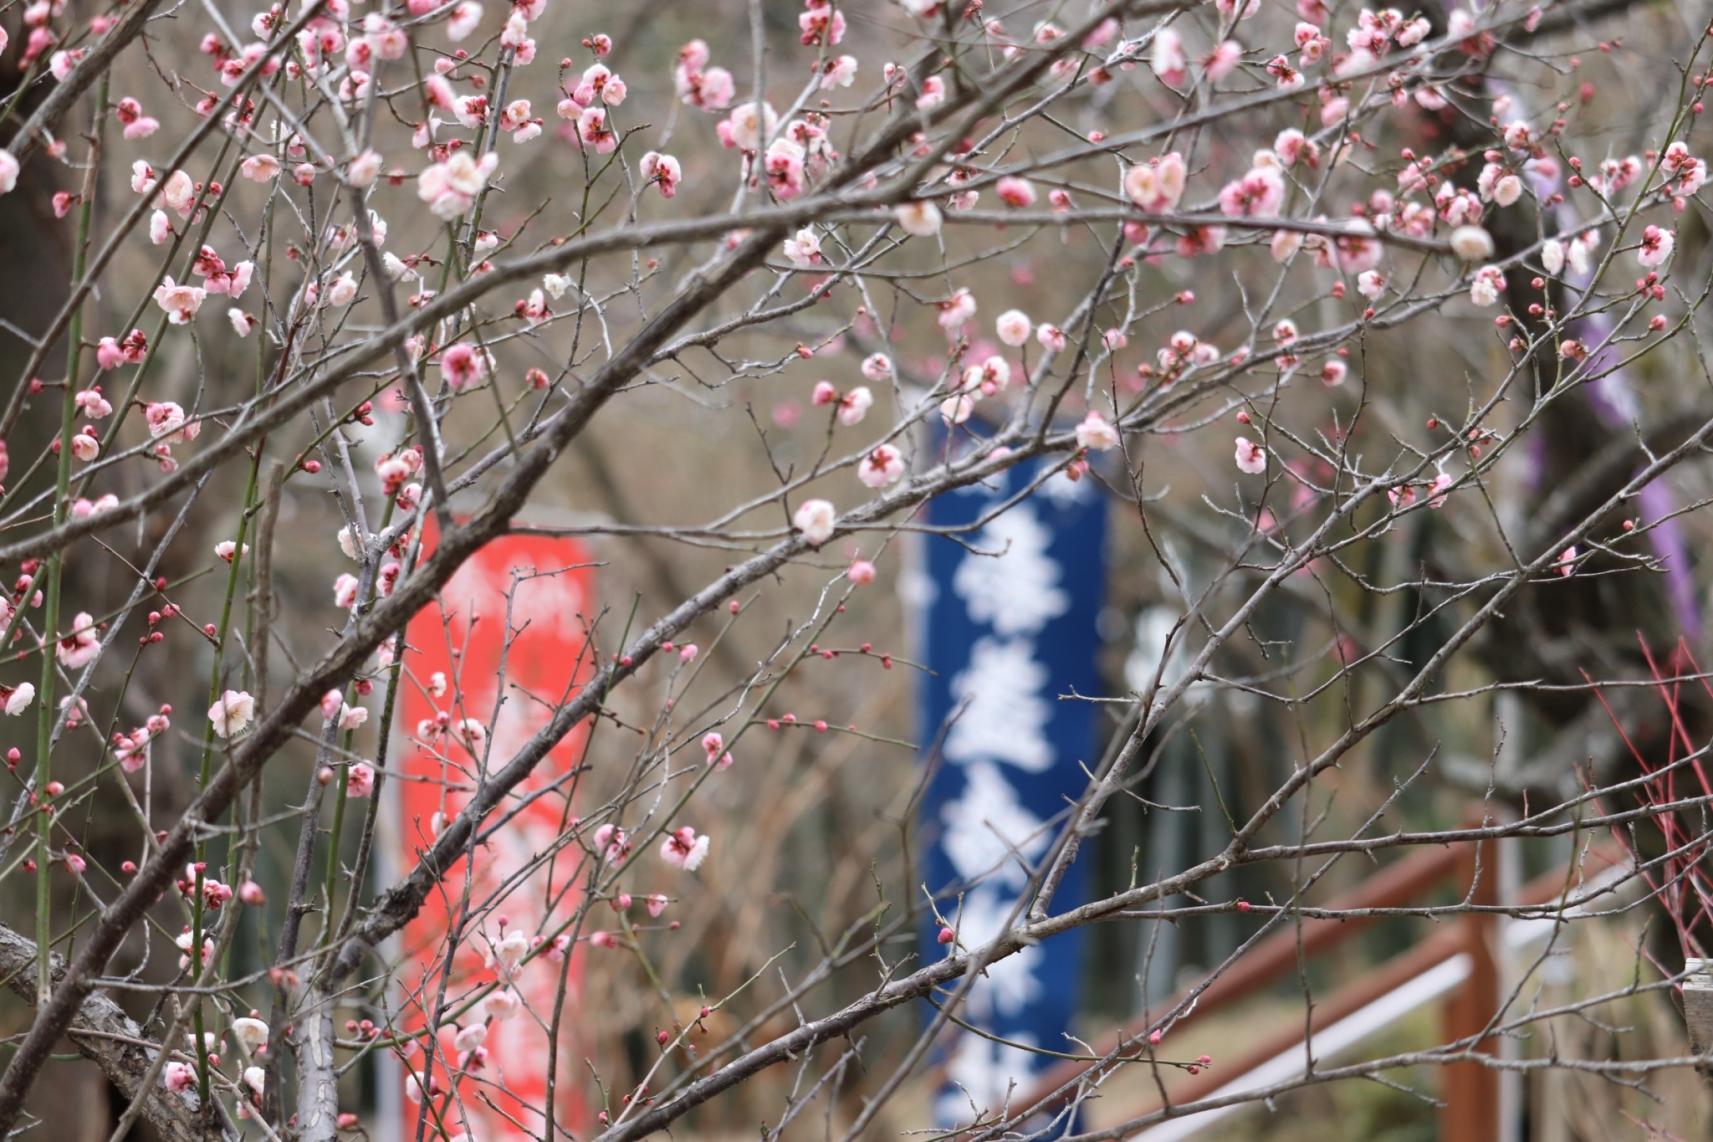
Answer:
[
  {"xmin": 996, "ymin": 309, "xmax": 1032, "ymax": 347},
  {"xmin": 1638, "ymin": 225, "xmax": 1674, "ymax": 268},
  {"xmin": 793, "ymin": 498, "xmax": 836, "ymax": 545},
  {"xmin": 346, "ymin": 762, "xmax": 376, "ymax": 797},
  {"xmin": 447, "ymin": 0, "xmax": 482, "ymax": 40},
  {"xmin": 938, "ymin": 288, "xmax": 976, "ymax": 332},
  {"xmin": 1202, "ymin": 39, "xmax": 1242, "ymax": 80},
  {"xmin": 820, "ymin": 54, "xmax": 857, "ymax": 89},
  {"xmin": 1469, "ymin": 265, "xmax": 1505, "ymax": 307},
  {"xmin": 659, "ymin": 825, "xmax": 710, "ymax": 870},
  {"xmin": 439, "ymin": 342, "xmax": 489, "ymax": 389},
  {"xmin": 592, "ymin": 823, "xmax": 630, "ymax": 863},
  {"xmin": 160, "ymin": 169, "xmax": 196, "ymax": 216},
  {"xmin": 859, "ymin": 444, "xmax": 905, "ymax": 488},
  {"xmin": 56, "ymin": 613, "xmax": 100, "ymax": 669},
  {"xmin": 0, "ymin": 682, "xmax": 35, "ymax": 716},
  {"xmin": 861, "ymin": 353, "xmax": 893, "ymax": 381},
  {"xmin": 576, "ymin": 105, "xmax": 617, "ymax": 153},
  {"xmin": 163, "ymin": 1062, "xmax": 198, "ymax": 1094},
  {"xmin": 326, "ymin": 272, "xmax": 358, "ymax": 307},
  {"xmin": 995, "ymin": 176, "xmax": 1036, "ymax": 208},
  {"xmin": 143, "ymin": 401, "xmax": 189, "ymax": 443},
  {"xmin": 940, "ymin": 393, "xmax": 974, "ymax": 426},
  {"xmin": 701, "ymin": 731, "xmax": 733, "ymax": 770},
  {"xmin": 848, "ymin": 559, "xmax": 876, "ymax": 586},
  {"xmin": 764, "ymin": 138, "xmax": 806, "ymax": 199},
  {"xmin": 153, "ymin": 277, "xmax": 206, "ymax": 324},
  {"xmin": 783, "ymin": 227, "xmax": 822, "ymax": 267},
  {"xmin": 481, "ymin": 989, "xmax": 520, "ymax": 1021},
  {"xmin": 1076, "ymin": 411, "xmax": 1120, "ymax": 452},
  {"xmin": 1556, "ymin": 546, "xmax": 1577, "ymax": 577},
  {"xmin": 239, "ymin": 154, "xmax": 280, "ymax": 182},
  {"xmin": 0, "ymin": 149, "xmax": 17, "ymax": 196},
  {"xmin": 837, "ymin": 386, "xmax": 873, "ymax": 426},
  {"xmin": 1217, "ymin": 165, "xmax": 1285, "ymax": 217},
  {"xmin": 417, "ymin": 151, "xmax": 497, "ymax": 220},
  {"xmin": 1123, "ymin": 152, "xmax": 1187, "ymax": 212},
  {"xmin": 639, "ymin": 151, "xmax": 681, "ymax": 198},
  {"xmin": 333, "ymin": 573, "xmax": 360, "ymax": 609},
  {"xmin": 1151, "ymin": 28, "xmax": 1187, "ymax": 86},
  {"xmin": 1234, "ymin": 437, "xmax": 1268, "ymax": 475}
]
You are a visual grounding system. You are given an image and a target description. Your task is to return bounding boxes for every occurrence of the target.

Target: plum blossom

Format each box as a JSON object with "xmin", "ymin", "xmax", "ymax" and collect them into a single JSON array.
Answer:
[
  {"xmin": 482, "ymin": 989, "xmax": 520, "ymax": 1021},
  {"xmin": 861, "ymin": 353, "xmax": 893, "ymax": 381},
  {"xmin": 1234, "ymin": 437, "xmax": 1268, "ymax": 475},
  {"xmin": 860, "ymin": 444, "xmax": 905, "ymax": 488},
  {"xmin": 417, "ymin": 152, "xmax": 498, "ymax": 220},
  {"xmin": 153, "ymin": 277, "xmax": 206, "ymax": 324},
  {"xmin": 163, "ymin": 1062, "xmax": 198, "ymax": 1095},
  {"xmin": 1151, "ymin": 28, "xmax": 1187, "ymax": 86},
  {"xmin": 145, "ymin": 400, "xmax": 195, "ymax": 442},
  {"xmin": 1542, "ymin": 239, "xmax": 1565, "ymax": 275},
  {"xmin": 346, "ymin": 762, "xmax": 376, "ymax": 797},
  {"xmin": 895, "ymin": 199, "xmax": 942, "ymax": 237},
  {"xmin": 56, "ymin": 613, "xmax": 100, "ymax": 669},
  {"xmin": 239, "ymin": 154, "xmax": 280, "ymax": 182},
  {"xmin": 1469, "ymin": 265, "xmax": 1505, "ymax": 307},
  {"xmin": 793, "ymin": 498, "xmax": 836, "ymax": 545},
  {"xmin": 209, "ymin": 689, "xmax": 257, "ymax": 738},
  {"xmin": 659, "ymin": 825, "xmax": 711, "ymax": 870},
  {"xmin": 439, "ymin": 342, "xmax": 490, "ymax": 389},
  {"xmin": 783, "ymin": 227, "xmax": 822, "ymax": 268},
  {"xmin": 1075, "ymin": 411, "xmax": 1120, "ymax": 452},
  {"xmin": 231, "ymin": 1017, "xmax": 269, "ymax": 1052},
  {"xmin": 938, "ymin": 287, "xmax": 976, "ymax": 332},
  {"xmin": 0, "ymin": 682, "xmax": 35, "ymax": 716},
  {"xmin": 996, "ymin": 309, "xmax": 1032, "ymax": 347},
  {"xmin": 1637, "ymin": 225, "xmax": 1674, "ymax": 268},
  {"xmin": 639, "ymin": 151, "xmax": 681, "ymax": 197},
  {"xmin": 996, "ymin": 177, "xmax": 1036, "ymax": 208},
  {"xmin": 593, "ymin": 823, "xmax": 631, "ymax": 863},
  {"xmin": 1449, "ymin": 225, "xmax": 1495, "ymax": 262},
  {"xmin": 940, "ymin": 393, "xmax": 974, "ymax": 426},
  {"xmin": 701, "ymin": 731, "xmax": 733, "ymax": 770},
  {"xmin": 837, "ymin": 386, "xmax": 873, "ymax": 426},
  {"xmin": 1123, "ymin": 152, "xmax": 1186, "ymax": 212},
  {"xmin": 820, "ymin": 54, "xmax": 857, "ymax": 89},
  {"xmin": 1218, "ymin": 164, "xmax": 1285, "ymax": 217}
]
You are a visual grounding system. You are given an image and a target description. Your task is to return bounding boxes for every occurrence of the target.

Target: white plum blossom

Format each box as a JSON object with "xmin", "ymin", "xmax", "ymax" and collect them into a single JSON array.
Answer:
[
  {"xmin": 1075, "ymin": 411, "xmax": 1120, "ymax": 452},
  {"xmin": 894, "ymin": 199, "xmax": 942, "ymax": 237},
  {"xmin": 793, "ymin": 498, "xmax": 836, "ymax": 545},
  {"xmin": 1449, "ymin": 225, "xmax": 1495, "ymax": 262},
  {"xmin": 209, "ymin": 689, "xmax": 257, "ymax": 739}
]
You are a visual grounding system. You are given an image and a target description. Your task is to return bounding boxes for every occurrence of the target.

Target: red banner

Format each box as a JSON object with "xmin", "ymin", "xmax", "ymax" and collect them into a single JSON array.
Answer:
[{"xmin": 393, "ymin": 525, "xmax": 594, "ymax": 1138}]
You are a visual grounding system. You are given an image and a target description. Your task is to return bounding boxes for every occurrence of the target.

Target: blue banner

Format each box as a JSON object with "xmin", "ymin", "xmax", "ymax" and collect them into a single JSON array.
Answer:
[{"xmin": 911, "ymin": 429, "xmax": 1108, "ymax": 1130}]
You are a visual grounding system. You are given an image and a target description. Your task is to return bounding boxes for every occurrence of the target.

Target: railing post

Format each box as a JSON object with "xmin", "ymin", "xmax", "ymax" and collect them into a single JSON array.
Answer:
[
  {"xmin": 1685, "ymin": 958, "xmax": 1713, "ymax": 1086},
  {"xmin": 1441, "ymin": 833, "xmax": 1500, "ymax": 1142}
]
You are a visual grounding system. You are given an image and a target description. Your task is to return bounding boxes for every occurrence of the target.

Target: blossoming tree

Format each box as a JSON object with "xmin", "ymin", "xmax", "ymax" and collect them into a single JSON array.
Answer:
[{"xmin": 0, "ymin": 0, "xmax": 1710, "ymax": 1136}]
